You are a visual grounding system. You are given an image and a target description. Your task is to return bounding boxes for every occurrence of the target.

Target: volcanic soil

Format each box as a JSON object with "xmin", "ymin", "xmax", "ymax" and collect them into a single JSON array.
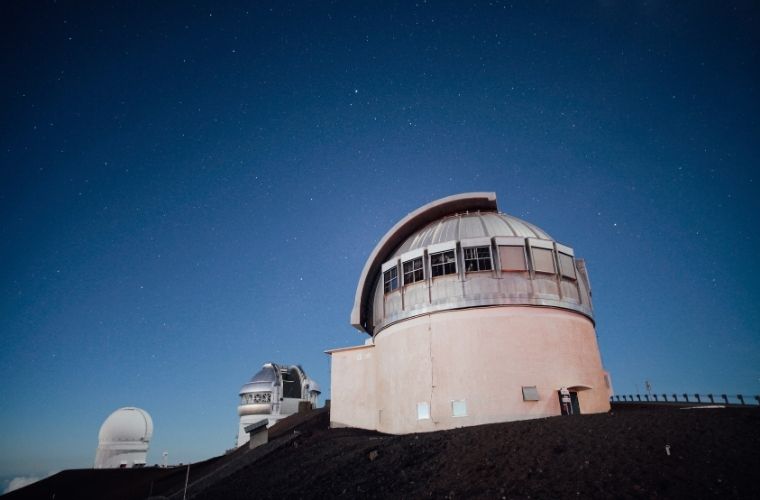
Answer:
[
  {"xmin": 6, "ymin": 405, "xmax": 758, "ymax": 499},
  {"xmin": 195, "ymin": 405, "xmax": 760, "ymax": 499}
]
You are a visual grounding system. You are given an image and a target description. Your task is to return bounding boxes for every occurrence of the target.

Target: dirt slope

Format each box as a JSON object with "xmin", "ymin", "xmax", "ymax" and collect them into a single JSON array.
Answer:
[
  {"xmin": 5, "ymin": 406, "xmax": 758, "ymax": 499},
  {"xmin": 196, "ymin": 406, "xmax": 760, "ymax": 499}
]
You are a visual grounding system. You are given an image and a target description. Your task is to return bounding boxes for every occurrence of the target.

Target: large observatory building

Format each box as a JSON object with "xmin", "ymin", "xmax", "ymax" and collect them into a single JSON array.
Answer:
[
  {"xmin": 328, "ymin": 192, "xmax": 611, "ymax": 434},
  {"xmin": 94, "ymin": 407, "xmax": 153, "ymax": 468}
]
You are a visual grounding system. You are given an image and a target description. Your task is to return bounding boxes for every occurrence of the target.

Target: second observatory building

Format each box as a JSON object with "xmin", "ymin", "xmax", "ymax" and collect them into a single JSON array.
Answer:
[{"xmin": 328, "ymin": 192, "xmax": 611, "ymax": 434}]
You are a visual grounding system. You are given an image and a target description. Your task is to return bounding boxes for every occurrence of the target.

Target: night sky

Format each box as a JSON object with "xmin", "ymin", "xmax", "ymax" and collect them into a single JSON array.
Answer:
[{"xmin": 1, "ymin": 0, "xmax": 758, "ymax": 485}]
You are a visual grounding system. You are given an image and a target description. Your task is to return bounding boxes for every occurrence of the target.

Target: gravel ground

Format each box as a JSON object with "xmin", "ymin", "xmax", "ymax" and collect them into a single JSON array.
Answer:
[
  {"xmin": 6, "ymin": 405, "xmax": 759, "ymax": 499},
  {"xmin": 197, "ymin": 406, "xmax": 760, "ymax": 499}
]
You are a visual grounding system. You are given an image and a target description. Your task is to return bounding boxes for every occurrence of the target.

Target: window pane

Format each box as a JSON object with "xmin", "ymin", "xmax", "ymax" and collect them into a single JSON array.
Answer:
[
  {"xmin": 431, "ymin": 250, "xmax": 456, "ymax": 277},
  {"xmin": 417, "ymin": 402, "xmax": 430, "ymax": 420},
  {"xmin": 559, "ymin": 253, "xmax": 576, "ymax": 279},
  {"xmin": 403, "ymin": 257, "xmax": 424, "ymax": 284},
  {"xmin": 499, "ymin": 246, "xmax": 527, "ymax": 271},
  {"xmin": 384, "ymin": 266, "xmax": 399, "ymax": 292},
  {"xmin": 464, "ymin": 246, "xmax": 491, "ymax": 273},
  {"xmin": 532, "ymin": 248, "xmax": 556, "ymax": 274},
  {"xmin": 451, "ymin": 400, "xmax": 467, "ymax": 417}
]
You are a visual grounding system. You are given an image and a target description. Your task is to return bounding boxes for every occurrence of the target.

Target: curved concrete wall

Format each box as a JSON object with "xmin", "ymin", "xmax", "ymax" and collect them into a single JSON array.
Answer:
[{"xmin": 330, "ymin": 306, "xmax": 610, "ymax": 434}]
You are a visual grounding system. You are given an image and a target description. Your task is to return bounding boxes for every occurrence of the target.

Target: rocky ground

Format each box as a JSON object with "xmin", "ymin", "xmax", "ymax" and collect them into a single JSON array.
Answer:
[
  {"xmin": 6, "ymin": 405, "xmax": 759, "ymax": 499},
  {"xmin": 196, "ymin": 405, "xmax": 760, "ymax": 499}
]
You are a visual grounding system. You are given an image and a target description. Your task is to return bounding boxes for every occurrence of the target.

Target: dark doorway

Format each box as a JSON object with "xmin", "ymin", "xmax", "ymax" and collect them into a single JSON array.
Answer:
[
  {"xmin": 570, "ymin": 391, "xmax": 580, "ymax": 415},
  {"xmin": 557, "ymin": 390, "xmax": 581, "ymax": 415},
  {"xmin": 282, "ymin": 367, "xmax": 302, "ymax": 398}
]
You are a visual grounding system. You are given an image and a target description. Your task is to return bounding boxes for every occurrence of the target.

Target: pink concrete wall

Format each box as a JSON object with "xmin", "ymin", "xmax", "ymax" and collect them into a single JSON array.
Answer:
[
  {"xmin": 329, "ymin": 345, "xmax": 377, "ymax": 430},
  {"xmin": 330, "ymin": 306, "xmax": 610, "ymax": 434}
]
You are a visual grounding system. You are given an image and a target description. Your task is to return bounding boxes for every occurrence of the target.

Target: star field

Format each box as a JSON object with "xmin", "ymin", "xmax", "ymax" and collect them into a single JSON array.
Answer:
[{"xmin": 0, "ymin": 0, "xmax": 758, "ymax": 485}]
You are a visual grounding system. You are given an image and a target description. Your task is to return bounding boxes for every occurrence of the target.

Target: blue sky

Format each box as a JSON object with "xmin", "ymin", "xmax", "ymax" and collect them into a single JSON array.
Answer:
[{"xmin": 1, "ymin": 0, "xmax": 758, "ymax": 481}]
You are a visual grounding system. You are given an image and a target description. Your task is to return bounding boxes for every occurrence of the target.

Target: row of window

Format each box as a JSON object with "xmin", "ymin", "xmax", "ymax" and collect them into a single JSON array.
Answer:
[
  {"xmin": 240, "ymin": 392, "xmax": 272, "ymax": 405},
  {"xmin": 383, "ymin": 244, "xmax": 576, "ymax": 293}
]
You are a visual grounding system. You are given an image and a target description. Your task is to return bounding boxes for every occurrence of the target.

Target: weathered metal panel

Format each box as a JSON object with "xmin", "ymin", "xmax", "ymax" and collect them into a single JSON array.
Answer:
[
  {"xmin": 430, "ymin": 275, "xmax": 463, "ymax": 305},
  {"xmin": 459, "ymin": 215, "xmax": 487, "ymax": 239},
  {"xmin": 531, "ymin": 274, "xmax": 560, "ymax": 300},
  {"xmin": 560, "ymin": 279, "xmax": 581, "ymax": 303}
]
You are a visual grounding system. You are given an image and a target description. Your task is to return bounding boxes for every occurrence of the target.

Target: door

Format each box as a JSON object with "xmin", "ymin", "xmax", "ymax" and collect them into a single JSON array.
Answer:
[
  {"xmin": 557, "ymin": 390, "xmax": 582, "ymax": 415},
  {"xmin": 570, "ymin": 391, "xmax": 581, "ymax": 415}
]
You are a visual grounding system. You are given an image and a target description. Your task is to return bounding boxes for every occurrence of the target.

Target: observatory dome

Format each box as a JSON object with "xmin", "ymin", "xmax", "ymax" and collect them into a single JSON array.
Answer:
[
  {"xmin": 236, "ymin": 363, "xmax": 321, "ymax": 447},
  {"xmin": 352, "ymin": 192, "xmax": 593, "ymax": 335},
  {"xmin": 98, "ymin": 407, "xmax": 153, "ymax": 443},
  {"xmin": 330, "ymin": 192, "xmax": 610, "ymax": 435},
  {"xmin": 390, "ymin": 211, "xmax": 553, "ymax": 255},
  {"xmin": 240, "ymin": 364, "xmax": 278, "ymax": 395},
  {"xmin": 94, "ymin": 407, "xmax": 152, "ymax": 468}
]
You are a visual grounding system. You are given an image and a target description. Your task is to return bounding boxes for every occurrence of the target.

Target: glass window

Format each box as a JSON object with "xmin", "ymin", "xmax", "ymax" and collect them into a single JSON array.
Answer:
[
  {"xmin": 522, "ymin": 386, "xmax": 540, "ymax": 401},
  {"xmin": 532, "ymin": 247, "xmax": 556, "ymax": 274},
  {"xmin": 383, "ymin": 266, "xmax": 399, "ymax": 292},
  {"xmin": 241, "ymin": 392, "xmax": 272, "ymax": 405},
  {"xmin": 430, "ymin": 250, "xmax": 456, "ymax": 277},
  {"xmin": 464, "ymin": 246, "xmax": 492, "ymax": 272},
  {"xmin": 499, "ymin": 246, "xmax": 527, "ymax": 271},
  {"xmin": 417, "ymin": 402, "xmax": 430, "ymax": 420},
  {"xmin": 558, "ymin": 252, "xmax": 576, "ymax": 279},
  {"xmin": 403, "ymin": 257, "xmax": 424, "ymax": 284},
  {"xmin": 451, "ymin": 400, "xmax": 467, "ymax": 417}
]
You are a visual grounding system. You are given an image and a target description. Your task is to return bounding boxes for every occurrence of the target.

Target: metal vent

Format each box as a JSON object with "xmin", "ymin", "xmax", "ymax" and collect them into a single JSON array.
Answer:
[{"xmin": 522, "ymin": 386, "xmax": 540, "ymax": 401}]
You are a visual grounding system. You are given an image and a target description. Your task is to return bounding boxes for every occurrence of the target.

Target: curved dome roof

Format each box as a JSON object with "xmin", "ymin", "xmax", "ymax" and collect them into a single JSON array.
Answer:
[
  {"xmin": 351, "ymin": 193, "xmax": 591, "ymax": 335},
  {"xmin": 98, "ymin": 407, "xmax": 153, "ymax": 444},
  {"xmin": 389, "ymin": 211, "xmax": 552, "ymax": 259},
  {"xmin": 240, "ymin": 363, "xmax": 278, "ymax": 394}
]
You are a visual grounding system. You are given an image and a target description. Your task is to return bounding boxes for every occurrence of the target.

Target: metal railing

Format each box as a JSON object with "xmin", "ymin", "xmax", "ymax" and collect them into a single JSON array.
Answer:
[{"xmin": 610, "ymin": 393, "xmax": 760, "ymax": 406}]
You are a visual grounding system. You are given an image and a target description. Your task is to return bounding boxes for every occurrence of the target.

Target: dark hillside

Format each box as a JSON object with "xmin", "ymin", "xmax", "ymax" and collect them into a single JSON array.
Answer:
[
  {"xmin": 5, "ymin": 406, "xmax": 759, "ymax": 499},
  {"xmin": 197, "ymin": 406, "xmax": 760, "ymax": 499}
]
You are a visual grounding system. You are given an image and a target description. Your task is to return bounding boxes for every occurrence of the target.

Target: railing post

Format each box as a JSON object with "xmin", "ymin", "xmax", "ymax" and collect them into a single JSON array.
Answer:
[
  {"xmin": 644, "ymin": 394, "xmax": 650, "ymax": 402},
  {"xmin": 707, "ymin": 394, "xmax": 714, "ymax": 404},
  {"xmin": 721, "ymin": 394, "xmax": 728, "ymax": 404},
  {"xmin": 653, "ymin": 394, "xmax": 658, "ymax": 402},
  {"xmin": 672, "ymin": 394, "xmax": 678, "ymax": 402},
  {"xmin": 694, "ymin": 394, "xmax": 701, "ymax": 403},
  {"xmin": 615, "ymin": 395, "xmax": 620, "ymax": 401},
  {"xmin": 636, "ymin": 394, "xmax": 641, "ymax": 401},
  {"xmin": 737, "ymin": 394, "xmax": 744, "ymax": 405},
  {"xmin": 683, "ymin": 393, "xmax": 689, "ymax": 402},
  {"xmin": 754, "ymin": 395, "xmax": 759, "ymax": 406},
  {"xmin": 662, "ymin": 394, "xmax": 668, "ymax": 402}
]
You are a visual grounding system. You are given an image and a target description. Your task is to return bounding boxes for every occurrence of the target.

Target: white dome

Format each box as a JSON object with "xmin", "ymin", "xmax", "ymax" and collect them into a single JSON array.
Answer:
[{"xmin": 98, "ymin": 407, "xmax": 153, "ymax": 444}]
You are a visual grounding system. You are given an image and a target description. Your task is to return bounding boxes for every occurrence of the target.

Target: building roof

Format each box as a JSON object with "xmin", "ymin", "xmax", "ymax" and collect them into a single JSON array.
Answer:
[
  {"xmin": 98, "ymin": 407, "xmax": 153, "ymax": 444},
  {"xmin": 351, "ymin": 193, "xmax": 494, "ymax": 331},
  {"xmin": 388, "ymin": 211, "xmax": 552, "ymax": 258},
  {"xmin": 240, "ymin": 363, "xmax": 279, "ymax": 395},
  {"xmin": 351, "ymin": 192, "xmax": 557, "ymax": 333}
]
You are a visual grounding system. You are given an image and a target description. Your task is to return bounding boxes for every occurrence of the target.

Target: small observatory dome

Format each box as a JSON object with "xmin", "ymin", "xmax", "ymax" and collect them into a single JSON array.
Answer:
[
  {"xmin": 236, "ymin": 363, "xmax": 320, "ymax": 447},
  {"xmin": 94, "ymin": 407, "xmax": 153, "ymax": 469}
]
